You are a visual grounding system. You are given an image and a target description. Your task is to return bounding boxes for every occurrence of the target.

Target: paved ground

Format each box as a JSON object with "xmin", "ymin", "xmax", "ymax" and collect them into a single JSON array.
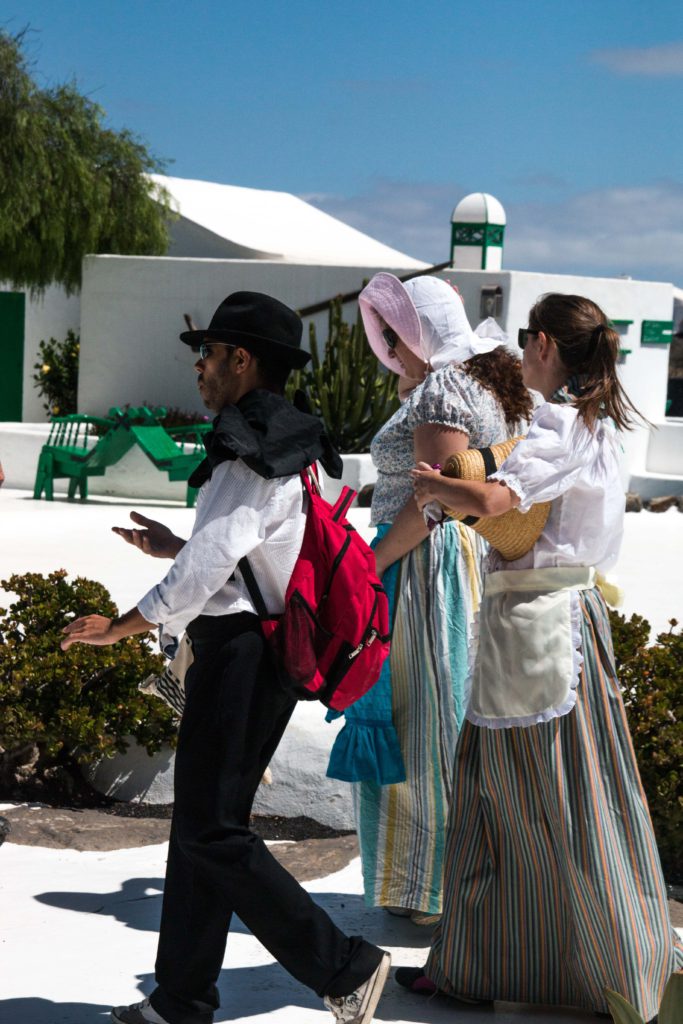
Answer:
[{"xmin": 1, "ymin": 801, "xmax": 650, "ymax": 1024}]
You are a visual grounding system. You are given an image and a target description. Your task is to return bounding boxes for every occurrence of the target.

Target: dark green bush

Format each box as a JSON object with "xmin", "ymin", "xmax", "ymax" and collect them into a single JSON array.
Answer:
[
  {"xmin": 32, "ymin": 330, "xmax": 80, "ymax": 416},
  {"xmin": 287, "ymin": 297, "xmax": 399, "ymax": 453},
  {"xmin": 610, "ymin": 611, "xmax": 682, "ymax": 883},
  {"xmin": 0, "ymin": 571, "xmax": 176, "ymax": 795}
]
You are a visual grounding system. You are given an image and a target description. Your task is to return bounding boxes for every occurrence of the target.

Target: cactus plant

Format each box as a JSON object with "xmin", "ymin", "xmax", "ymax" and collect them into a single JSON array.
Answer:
[
  {"xmin": 287, "ymin": 297, "xmax": 399, "ymax": 454},
  {"xmin": 604, "ymin": 971, "xmax": 682, "ymax": 1024}
]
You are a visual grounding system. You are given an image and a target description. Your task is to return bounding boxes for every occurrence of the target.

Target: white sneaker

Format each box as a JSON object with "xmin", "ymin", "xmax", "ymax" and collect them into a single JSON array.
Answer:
[
  {"xmin": 110, "ymin": 997, "xmax": 170, "ymax": 1024},
  {"xmin": 324, "ymin": 951, "xmax": 391, "ymax": 1024}
]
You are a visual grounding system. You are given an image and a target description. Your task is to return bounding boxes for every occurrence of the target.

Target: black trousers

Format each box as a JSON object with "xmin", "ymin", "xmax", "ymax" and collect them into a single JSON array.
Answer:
[{"xmin": 150, "ymin": 613, "xmax": 383, "ymax": 1024}]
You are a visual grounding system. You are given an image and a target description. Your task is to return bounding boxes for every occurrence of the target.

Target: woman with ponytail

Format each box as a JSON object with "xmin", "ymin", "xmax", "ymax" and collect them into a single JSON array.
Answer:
[
  {"xmin": 405, "ymin": 293, "xmax": 682, "ymax": 1021},
  {"xmin": 327, "ymin": 273, "xmax": 532, "ymax": 926}
]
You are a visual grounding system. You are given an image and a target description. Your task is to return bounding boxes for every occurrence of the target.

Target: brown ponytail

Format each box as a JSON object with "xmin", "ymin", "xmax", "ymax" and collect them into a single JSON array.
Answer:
[{"xmin": 529, "ymin": 293, "xmax": 647, "ymax": 431}]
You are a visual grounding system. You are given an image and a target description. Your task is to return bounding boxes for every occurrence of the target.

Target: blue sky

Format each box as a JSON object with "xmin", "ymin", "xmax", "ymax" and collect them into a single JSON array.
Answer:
[{"xmin": 5, "ymin": 0, "xmax": 683, "ymax": 282}]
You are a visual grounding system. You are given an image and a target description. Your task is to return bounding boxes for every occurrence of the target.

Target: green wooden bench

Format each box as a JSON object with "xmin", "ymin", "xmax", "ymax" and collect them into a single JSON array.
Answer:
[
  {"xmin": 33, "ymin": 407, "xmax": 211, "ymax": 505},
  {"xmin": 33, "ymin": 411, "xmax": 135, "ymax": 501},
  {"xmin": 128, "ymin": 420, "xmax": 211, "ymax": 507}
]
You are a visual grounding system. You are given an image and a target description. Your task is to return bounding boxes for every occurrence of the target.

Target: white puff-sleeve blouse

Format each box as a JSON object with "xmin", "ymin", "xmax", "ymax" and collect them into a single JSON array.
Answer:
[
  {"xmin": 370, "ymin": 364, "xmax": 512, "ymax": 526},
  {"xmin": 489, "ymin": 402, "xmax": 625, "ymax": 573}
]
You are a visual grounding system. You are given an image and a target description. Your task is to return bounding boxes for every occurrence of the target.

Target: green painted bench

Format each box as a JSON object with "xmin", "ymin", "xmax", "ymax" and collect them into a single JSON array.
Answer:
[
  {"xmin": 128, "ymin": 420, "xmax": 211, "ymax": 507},
  {"xmin": 33, "ymin": 407, "xmax": 211, "ymax": 505},
  {"xmin": 33, "ymin": 411, "xmax": 135, "ymax": 501}
]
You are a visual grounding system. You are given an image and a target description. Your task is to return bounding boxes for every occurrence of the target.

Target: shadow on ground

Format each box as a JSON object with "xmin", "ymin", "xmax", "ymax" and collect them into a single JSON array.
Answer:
[
  {"xmin": 0, "ymin": 997, "xmax": 111, "ymax": 1023},
  {"xmin": 34, "ymin": 879, "xmax": 433, "ymax": 948}
]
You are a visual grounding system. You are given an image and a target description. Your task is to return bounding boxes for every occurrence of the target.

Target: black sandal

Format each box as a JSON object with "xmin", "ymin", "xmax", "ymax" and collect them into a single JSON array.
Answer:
[
  {"xmin": 395, "ymin": 967, "xmax": 437, "ymax": 996},
  {"xmin": 394, "ymin": 967, "xmax": 492, "ymax": 1005}
]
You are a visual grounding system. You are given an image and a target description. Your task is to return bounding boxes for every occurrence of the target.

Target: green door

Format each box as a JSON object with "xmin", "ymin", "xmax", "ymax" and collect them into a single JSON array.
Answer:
[{"xmin": 0, "ymin": 292, "xmax": 25, "ymax": 421}]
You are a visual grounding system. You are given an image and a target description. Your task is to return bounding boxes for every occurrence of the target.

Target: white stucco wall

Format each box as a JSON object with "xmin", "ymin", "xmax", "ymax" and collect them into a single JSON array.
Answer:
[
  {"xmin": 78, "ymin": 255, "xmax": 418, "ymax": 418},
  {"xmin": 438, "ymin": 269, "xmax": 674, "ymax": 489},
  {"xmin": 1, "ymin": 282, "xmax": 81, "ymax": 423}
]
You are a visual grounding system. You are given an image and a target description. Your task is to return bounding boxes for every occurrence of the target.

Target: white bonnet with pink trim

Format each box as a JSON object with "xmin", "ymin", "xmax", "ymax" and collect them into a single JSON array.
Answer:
[{"xmin": 359, "ymin": 272, "xmax": 502, "ymax": 374}]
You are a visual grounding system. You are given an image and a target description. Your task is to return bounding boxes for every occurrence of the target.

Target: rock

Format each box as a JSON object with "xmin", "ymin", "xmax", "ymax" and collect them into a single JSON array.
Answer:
[
  {"xmin": 625, "ymin": 492, "xmax": 643, "ymax": 513},
  {"xmin": 0, "ymin": 816, "xmax": 10, "ymax": 846},
  {"xmin": 85, "ymin": 704, "xmax": 355, "ymax": 830},
  {"xmin": 647, "ymin": 496, "xmax": 678, "ymax": 513}
]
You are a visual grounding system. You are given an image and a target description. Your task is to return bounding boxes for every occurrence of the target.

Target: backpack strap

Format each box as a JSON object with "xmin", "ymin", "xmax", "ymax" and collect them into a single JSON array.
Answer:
[
  {"xmin": 239, "ymin": 468, "xmax": 317, "ymax": 620},
  {"xmin": 237, "ymin": 557, "xmax": 269, "ymax": 621},
  {"xmin": 301, "ymin": 464, "xmax": 321, "ymax": 498}
]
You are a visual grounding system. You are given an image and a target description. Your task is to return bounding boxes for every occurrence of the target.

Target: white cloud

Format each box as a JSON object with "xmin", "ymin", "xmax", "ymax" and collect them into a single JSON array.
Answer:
[
  {"xmin": 302, "ymin": 178, "xmax": 461, "ymax": 265},
  {"xmin": 590, "ymin": 41, "xmax": 683, "ymax": 77},
  {"xmin": 303, "ymin": 180, "xmax": 683, "ymax": 285},
  {"xmin": 507, "ymin": 183, "xmax": 683, "ymax": 281}
]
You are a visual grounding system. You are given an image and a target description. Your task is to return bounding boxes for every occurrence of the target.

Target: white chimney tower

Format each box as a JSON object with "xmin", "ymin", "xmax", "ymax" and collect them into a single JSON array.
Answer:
[{"xmin": 450, "ymin": 192, "xmax": 506, "ymax": 270}]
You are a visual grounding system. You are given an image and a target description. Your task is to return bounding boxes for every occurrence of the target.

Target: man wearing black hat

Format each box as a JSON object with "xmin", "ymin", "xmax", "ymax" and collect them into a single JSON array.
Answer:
[{"xmin": 61, "ymin": 293, "xmax": 391, "ymax": 1024}]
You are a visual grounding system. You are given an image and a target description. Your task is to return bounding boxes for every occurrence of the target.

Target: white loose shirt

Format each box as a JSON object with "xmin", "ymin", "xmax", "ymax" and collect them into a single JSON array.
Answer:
[
  {"xmin": 137, "ymin": 459, "xmax": 306, "ymax": 640},
  {"xmin": 489, "ymin": 402, "xmax": 625, "ymax": 573}
]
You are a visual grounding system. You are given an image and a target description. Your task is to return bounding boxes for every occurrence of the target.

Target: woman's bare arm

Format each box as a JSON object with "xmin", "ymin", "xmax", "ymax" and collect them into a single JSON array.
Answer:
[
  {"xmin": 372, "ymin": 424, "xmax": 469, "ymax": 577},
  {"xmin": 411, "ymin": 462, "xmax": 520, "ymax": 518}
]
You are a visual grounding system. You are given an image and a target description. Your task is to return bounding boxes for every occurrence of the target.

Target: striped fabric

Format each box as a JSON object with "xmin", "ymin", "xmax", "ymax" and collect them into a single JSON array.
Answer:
[
  {"xmin": 427, "ymin": 586, "xmax": 683, "ymax": 1018},
  {"xmin": 354, "ymin": 520, "xmax": 484, "ymax": 914}
]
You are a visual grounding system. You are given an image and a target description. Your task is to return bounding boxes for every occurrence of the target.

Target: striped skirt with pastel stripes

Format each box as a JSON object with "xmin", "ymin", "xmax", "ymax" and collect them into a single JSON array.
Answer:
[
  {"xmin": 426, "ymin": 586, "xmax": 683, "ymax": 1019},
  {"xmin": 354, "ymin": 520, "xmax": 485, "ymax": 914}
]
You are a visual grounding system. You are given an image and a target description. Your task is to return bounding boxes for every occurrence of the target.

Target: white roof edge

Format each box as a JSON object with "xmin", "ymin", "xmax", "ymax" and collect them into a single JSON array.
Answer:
[{"xmin": 150, "ymin": 174, "xmax": 427, "ymax": 269}]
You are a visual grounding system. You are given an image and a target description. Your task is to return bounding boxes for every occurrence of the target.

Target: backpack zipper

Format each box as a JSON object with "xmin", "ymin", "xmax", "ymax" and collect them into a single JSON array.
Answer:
[
  {"xmin": 348, "ymin": 628, "xmax": 378, "ymax": 660},
  {"xmin": 320, "ymin": 529, "xmax": 352, "ymax": 603}
]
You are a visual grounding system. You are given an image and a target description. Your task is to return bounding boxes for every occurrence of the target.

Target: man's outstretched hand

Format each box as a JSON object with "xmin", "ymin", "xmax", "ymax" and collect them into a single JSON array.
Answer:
[
  {"xmin": 61, "ymin": 607, "xmax": 154, "ymax": 650},
  {"xmin": 61, "ymin": 614, "xmax": 118, "ymax": 650},
  {"xmin": 112, "ymin": 511, "xmax": 185, "ymax": 559}
]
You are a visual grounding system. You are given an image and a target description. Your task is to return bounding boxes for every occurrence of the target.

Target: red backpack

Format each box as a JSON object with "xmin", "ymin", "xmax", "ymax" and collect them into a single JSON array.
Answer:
[{"xmin": 239, "ymin": 469, "xmax": 390, "ymax": 711}]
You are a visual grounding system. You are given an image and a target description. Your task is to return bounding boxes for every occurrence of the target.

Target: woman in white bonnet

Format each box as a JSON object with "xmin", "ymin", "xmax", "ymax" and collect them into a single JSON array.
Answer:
[{"xmin": 326, "ymin": 273, "xmax": 533, "ymax": 924}]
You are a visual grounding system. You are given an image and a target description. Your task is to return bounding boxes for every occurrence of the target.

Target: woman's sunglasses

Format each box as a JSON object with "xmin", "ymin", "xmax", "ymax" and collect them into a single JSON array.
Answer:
[{"xmin": 517, "ymin": 328, "xmax": 540, "ymax": 350}]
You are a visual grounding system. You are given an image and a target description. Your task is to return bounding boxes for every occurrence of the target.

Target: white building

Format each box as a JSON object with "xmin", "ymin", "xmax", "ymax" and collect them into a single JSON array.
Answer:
[
  {"xmin": 1, "ymin": 174, "xmax": 425, "ymax": 424},
  {"xmin": 2, "ymin": 183, "xmax": 681, "ymax": 498}
]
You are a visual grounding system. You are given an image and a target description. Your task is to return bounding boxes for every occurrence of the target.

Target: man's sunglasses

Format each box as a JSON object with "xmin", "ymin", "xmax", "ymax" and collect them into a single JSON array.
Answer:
[
  {"xmin": 198, "ymin": 341, "xmax": 235, "ymax": 360},
  {"xmin": 382, "ymin": 326, "xmax": 400, "ymax": 350},
  {"xmin": 517, "ymin": 328, "xmax": 540, "ymax": 350}
]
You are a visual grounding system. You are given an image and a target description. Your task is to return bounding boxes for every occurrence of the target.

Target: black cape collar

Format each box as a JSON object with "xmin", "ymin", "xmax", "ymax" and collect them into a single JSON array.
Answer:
[{"xmin": 188, "ymin": 389, "xmax": 343, "ymax": 488}]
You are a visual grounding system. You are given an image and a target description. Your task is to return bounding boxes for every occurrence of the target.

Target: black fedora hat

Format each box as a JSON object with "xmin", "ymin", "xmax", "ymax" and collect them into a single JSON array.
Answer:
[{"xmin": 180, "ymin": 291, "xmax": 311, "ymax": 370}]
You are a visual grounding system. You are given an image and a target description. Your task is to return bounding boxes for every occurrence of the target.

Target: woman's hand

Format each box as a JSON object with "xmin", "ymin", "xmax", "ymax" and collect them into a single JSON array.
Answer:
[
  {"xmin": 113, "ymin": 511, "xmax": 185, "ymax": 559},
  {"xmin": 411, "ymin": 462, "xmax": 444, "ymax": 511}
]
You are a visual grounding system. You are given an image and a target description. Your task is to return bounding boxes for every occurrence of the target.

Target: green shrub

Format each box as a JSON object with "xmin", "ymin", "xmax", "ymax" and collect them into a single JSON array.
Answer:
[
  {"xmin": 610, "ymin": 611, "xmax": 683, "ymax": 883},
  {"xmin": 32, "ymin": 330, "xmax": 80, "ymax": 416},
  {"xmin": 151, "ymin": 406, "xmax": 211, "ymax": 433},
  {"xmin": 287, "ymin": 297, "xmax": 399, "ymax": 453},
  {"xmin": 0, "ymin": 570, "xmax": 176, "ymax": 796}
]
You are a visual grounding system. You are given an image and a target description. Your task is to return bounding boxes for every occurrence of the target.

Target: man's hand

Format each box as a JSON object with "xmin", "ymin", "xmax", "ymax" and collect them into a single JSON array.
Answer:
[
  {"xmin": 61, "ymin": 606, "xmax": 155, "ymax": 650},
  {"xmin": 61, "ymin": 615, "xmax": 119, "ymax": 650},
  {"xmin": 112, "ymin": 511, "xmax": 185, "ymax": 559}
]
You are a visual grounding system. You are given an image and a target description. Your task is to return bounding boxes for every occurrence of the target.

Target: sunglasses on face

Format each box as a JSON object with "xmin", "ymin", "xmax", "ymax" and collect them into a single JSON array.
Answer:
[
  {"xmin": 382, "ymin": 326, "xmax": 400, "ymax": 351},
  {"xmin": 198, "ymin": 341, "xmax": 235, "ymax": 360},
  {"xmin": 517, "ymin": 328, "xmax": 540, "ymax": 350}
]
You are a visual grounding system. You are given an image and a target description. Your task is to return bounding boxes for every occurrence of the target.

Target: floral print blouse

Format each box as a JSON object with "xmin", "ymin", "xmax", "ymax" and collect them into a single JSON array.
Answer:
[{"xmin": 370, "ymin": 363, "xmax": 516, "ymax": 526}]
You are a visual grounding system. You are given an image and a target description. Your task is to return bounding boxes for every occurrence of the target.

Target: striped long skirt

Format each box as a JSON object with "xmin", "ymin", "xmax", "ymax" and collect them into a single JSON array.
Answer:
[
  {"xmin": 354, "ymin": 521, "xmax": 485, "ymax": 914},
  {"xmin": 426, "ymin": 587, "xmax": 683, "ymax": 1019}
]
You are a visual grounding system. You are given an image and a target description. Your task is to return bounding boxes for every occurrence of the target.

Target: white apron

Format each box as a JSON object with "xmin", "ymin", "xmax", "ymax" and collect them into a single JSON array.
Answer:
[{"xmin": 465, "ymin": 566, "xmax": 596, "ymax": 729}]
